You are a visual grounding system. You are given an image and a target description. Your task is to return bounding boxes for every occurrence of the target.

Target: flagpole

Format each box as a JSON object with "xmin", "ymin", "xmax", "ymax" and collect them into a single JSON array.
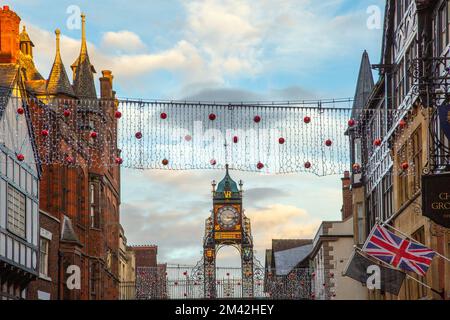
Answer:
[
  {"xmin": 353, "ymin": 246, "xmax": 443, "ymax": 297},
  {"xmin": 377, "ymin": 219, "xmax": 450, "ymax": 263}
]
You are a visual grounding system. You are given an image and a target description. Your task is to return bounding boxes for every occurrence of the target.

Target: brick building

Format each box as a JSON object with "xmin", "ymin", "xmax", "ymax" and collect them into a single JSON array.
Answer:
[
  {"xmin": 347, "ymin": 0, "xmax": 450, "ymax": 300},
  {"xmin": 0, "ymin": 6, "xmax": 122, "ymax": 299},
  {"xmin": 0, "ymin": 5, "xmax": 41, "ymax": 300}
]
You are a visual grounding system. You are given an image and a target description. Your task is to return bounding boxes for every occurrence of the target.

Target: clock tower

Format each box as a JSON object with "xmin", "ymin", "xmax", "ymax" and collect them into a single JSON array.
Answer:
[{"xmin": 203, "ymin": 165, "xmax": 254, "ymax": 298}]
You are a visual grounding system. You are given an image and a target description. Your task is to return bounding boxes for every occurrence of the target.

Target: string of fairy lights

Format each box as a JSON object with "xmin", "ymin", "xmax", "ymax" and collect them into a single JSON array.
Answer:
[{"xmin": 0, "ymin": 94, "xmax": 423, "ymax": 176}]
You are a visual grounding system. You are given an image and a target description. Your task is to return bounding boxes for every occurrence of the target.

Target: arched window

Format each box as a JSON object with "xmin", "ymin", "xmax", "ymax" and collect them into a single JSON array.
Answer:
[{"xmin": 89, "ymin": 179, "xmax": 101, "ymax": 229}]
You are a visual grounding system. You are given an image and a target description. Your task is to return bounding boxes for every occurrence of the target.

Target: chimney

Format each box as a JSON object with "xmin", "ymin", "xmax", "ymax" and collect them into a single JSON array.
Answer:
[
  {"xmin": 341, "ymin": 171, "xmax": 353, "ymax": 221},
  {"xmin": 0, "ymin": 6, "xmax": 21, "ymax": 63},
  {"xmin": 100, "ymin": 70, "xmax": 113, "ymax": 99}
]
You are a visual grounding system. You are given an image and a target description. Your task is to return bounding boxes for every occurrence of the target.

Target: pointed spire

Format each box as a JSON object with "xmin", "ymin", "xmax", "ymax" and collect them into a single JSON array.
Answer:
[
  {"xmin": 71, "ymin": 12, "xmax": 97, "ymax": 98},
  {"xmin": 80, "ymin": 13, "xmax": 87, "ymax": 56},
  {"xmin": 47, "ymin": 29, "xmax": 75, "ymax": 97},
  {"xmin": 352, "ymin": 50, "xmax": 374, "ymax": 119}
]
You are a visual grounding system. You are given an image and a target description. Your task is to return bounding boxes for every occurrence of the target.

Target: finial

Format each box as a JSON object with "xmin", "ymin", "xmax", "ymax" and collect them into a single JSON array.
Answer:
[
  {"xmin": 22, "ymin": 25, "xmax": 26, "ymax": 32},
  {"xmin": 80, "ymin": 13, "xmax": 87, "ymax": 54},
  {"xmin": 55, "ymin": 29, "xmax": 61, "ymax": 55}
]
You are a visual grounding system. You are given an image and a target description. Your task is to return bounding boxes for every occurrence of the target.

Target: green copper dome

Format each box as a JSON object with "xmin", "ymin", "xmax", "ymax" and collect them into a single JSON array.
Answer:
[{"xmin": 216, "ymin": 165, "xmax": 239, "ymax": 193}]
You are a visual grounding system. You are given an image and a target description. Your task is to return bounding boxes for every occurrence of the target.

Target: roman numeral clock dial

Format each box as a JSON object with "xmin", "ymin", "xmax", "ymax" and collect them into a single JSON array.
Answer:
[{"xmin": 217, "ymin": 206, "xmax": 239, "ymax": 229}]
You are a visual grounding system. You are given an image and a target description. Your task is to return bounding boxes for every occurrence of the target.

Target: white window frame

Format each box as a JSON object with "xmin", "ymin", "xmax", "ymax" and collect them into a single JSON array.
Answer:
[
  {"xmin": 6, "ymin": 184, "xmax": 26, "ymax": 238},
  {"xmin": 39, "ymin": 237, "xmax": 49, "ymax": 277}
]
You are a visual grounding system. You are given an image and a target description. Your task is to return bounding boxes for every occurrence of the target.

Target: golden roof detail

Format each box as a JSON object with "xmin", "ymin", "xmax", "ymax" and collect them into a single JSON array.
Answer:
[{"xmin": 47, "ymin": 29, "xmax": 75, "ymax": 96}]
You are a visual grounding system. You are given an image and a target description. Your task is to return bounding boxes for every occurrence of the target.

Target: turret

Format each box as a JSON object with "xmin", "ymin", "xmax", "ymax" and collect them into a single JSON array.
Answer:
[
  {"xmin": 47, "ymin": 29, "xmax": 75, "ymax": 97},
  {"xmin": 71, "ymin": 13, "xmax": 97, "ymax": 98}
]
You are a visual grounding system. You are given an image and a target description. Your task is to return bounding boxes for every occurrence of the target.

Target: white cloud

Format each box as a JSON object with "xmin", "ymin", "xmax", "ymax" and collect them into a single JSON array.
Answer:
[
  {"xmin": 26, "ymin": 0, "xmax": 379, "ymax": 98},
  {"xmin": 101, "ymin": 30, "xmax": 146, "ymax": 53}
]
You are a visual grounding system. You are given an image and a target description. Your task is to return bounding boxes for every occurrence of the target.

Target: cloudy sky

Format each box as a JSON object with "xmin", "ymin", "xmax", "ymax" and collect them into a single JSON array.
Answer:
[{"xmin": 8, "ymin": 0, "xmax": 384, "ymax": 266}]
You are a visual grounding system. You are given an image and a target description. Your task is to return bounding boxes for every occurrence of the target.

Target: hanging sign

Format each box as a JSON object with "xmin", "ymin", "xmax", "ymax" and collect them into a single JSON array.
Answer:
[{"xmin": 422, "ymin": 173, "xmax": 450, "ymax": 228}]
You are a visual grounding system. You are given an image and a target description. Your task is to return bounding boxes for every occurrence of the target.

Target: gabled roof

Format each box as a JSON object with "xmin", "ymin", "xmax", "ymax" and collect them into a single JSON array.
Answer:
[
  {"xmin": 272, "ymin": 239, "xmax": 312, "ymax": 253},
  {"xmin": 47, "ymin": 29, "xmax": 75, "ymax": 97},
  {"xmin": 272, "ymin": 240, "xmax": 313, "ymax": 275},
  {"xmin": 61, "ymin": 215, "xmax": 82, "ymax": 245},
  {"xmin": 18, "ymin": 51, "xmax": 44, "ymax": 82},
  {"xmin": 0, "ymin": 63, "xmax": 42, "ymax": 176},
  {"xmin": 0, "ymin": 64, "xmax": 18, "ymax": 113}
]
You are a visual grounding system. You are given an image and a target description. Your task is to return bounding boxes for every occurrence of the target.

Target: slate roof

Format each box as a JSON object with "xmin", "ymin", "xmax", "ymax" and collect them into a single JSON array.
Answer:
[
  {"xmin": 274, "ymin": 243, "xmax": 313, "ymax": 276},
  {"xmin": 71, "ymin": 14, "xmax": 97, "ymax": 98},
  {"xmin": 61, "ymin": 215, "xmax": 82, "ymax": 245},
  {"xmin": 0, "ymin": 64, "xmax": 18, "ymax": 117},
  {"xmin": 47, "ymin": 29, "xmax": 75, "ymax": 97},
  {"xmin": 272, "ymin": 239, "xmax": 312, "ymax": 253},
  {"xmin": 18, "ymin": 51, "xmax": 44, "ymax": 82},
  {"xmin": 216, "ymin": 164, "xmax": 239, "ymax": 193},
  {"xmin": 351, "ymin": 50, "xmax": 374, "ymax": 119}
]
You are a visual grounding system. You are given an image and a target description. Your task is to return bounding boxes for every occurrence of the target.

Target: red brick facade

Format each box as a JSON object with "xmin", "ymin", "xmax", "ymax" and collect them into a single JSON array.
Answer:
[
  {"xmin": 130, "ymin": 246, "xmax": 158, "ymax": 268},
  {"xmin": 341, "ymin": 171, "xmax": 353, "ymax": 221},
  {"xmin": 0, "ymin": 7, "xmax": 122, "ymax": 300}
]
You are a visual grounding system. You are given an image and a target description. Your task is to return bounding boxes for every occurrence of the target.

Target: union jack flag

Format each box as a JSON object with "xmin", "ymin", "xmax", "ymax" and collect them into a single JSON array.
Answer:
[{"xmin": 363, "ymin": 224, "xmax": 436, "ymax": 276}]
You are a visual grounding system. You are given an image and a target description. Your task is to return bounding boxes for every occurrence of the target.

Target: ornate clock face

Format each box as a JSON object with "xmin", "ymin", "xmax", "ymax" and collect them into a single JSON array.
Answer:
[{"xmin": 217, "ymin": 206, "xmax": 239, "ymax": 229}]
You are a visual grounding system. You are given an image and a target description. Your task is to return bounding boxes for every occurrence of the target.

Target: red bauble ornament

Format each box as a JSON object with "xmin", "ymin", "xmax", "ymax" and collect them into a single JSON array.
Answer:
[
  {"xmin": 304, "ymin": 161, "xmax": 311, "ymax": 169},
  {"xmin": 41, "ymin": 129, "xmax": 49, "ymax": 137},
  {"xmin": 233, "ymin": 136, "xmax": 239, "ymax": 143},
  {"xmin": 160, "ymin": 112, "xmax": 167, "ymax": 119},
  {"xmin": 90, "ymin": 131, "xmax": 98, "ymax": 138},
  {"xmin": 304, "ymin": 116, "xmax": 311, "ymax": 124},
  {"xmin": 399, "ymin": 119, "xmax": 407, "ymax": 129},
  {"xmin": 278, "ymin": 137, "xmax": 285, "ymax": 144},
  {"xmin": 162, "ymin": 159, "xmax": 169, "ymax": 166},
  {"xmin": 257, "ymin": 162, "xmax": 264, "ymax": 170},
  {"xmin": 16, "ymin": 154, "xmax": 24, "ymax": 162},
  {"xmin": 373, "ymin": 138, "xmax": 382, "ymax": 146},
  {"xmin": 348, "ymin": 119, "xmax": 356, "ymax": 127},
  {"xmin": 401, "ymin": 162, "xmax": 409, "ymax": 170},
  {"xmin": 114, "ymin": 111, "xmax": 122, "ymax": 119},
  {"xmin": 115, "ymin": 157, "xmax": 123, "ymax": 165},
  {"xmin": 325, "ymin": 139, "xmax": 332, "ymax": 147},
  {"xmin": 183, "ymin": 271, "xmax": 187, "ymax": 276},
  {"xmin": 254, "ymin": 115, "xmax": 261, "ymax": 123},
  {"xmin": 65, "ymin": 156, "xmax": 74, "ymax": 164},
  {"xmin": 329, "ymin": 272, "xmax": 334, "ymax": 278},
  {"xmin": 63, "ymin": 109, "xmax": 71, "ymax": 117},
  {"xmin": 184, "ymin": 135, "xmax": 192, "ymax": 142},
  {"xmin": 135, "ymin": 131, "xmax": 143, "ymax": 139},
  {"xmin": 209, "ymin": 113, "xmax": 216, "ymax": 121},
  {"xmin": 210, "ymin": 159, "xmax": 217, "ymax": 166},
  {"xmin": 17, "ymin": 107, "xmax": 24, "ymax": 115},
  {"xmin": 312, "ymin": 272, "xmax": 316, "ymax": 277}
]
